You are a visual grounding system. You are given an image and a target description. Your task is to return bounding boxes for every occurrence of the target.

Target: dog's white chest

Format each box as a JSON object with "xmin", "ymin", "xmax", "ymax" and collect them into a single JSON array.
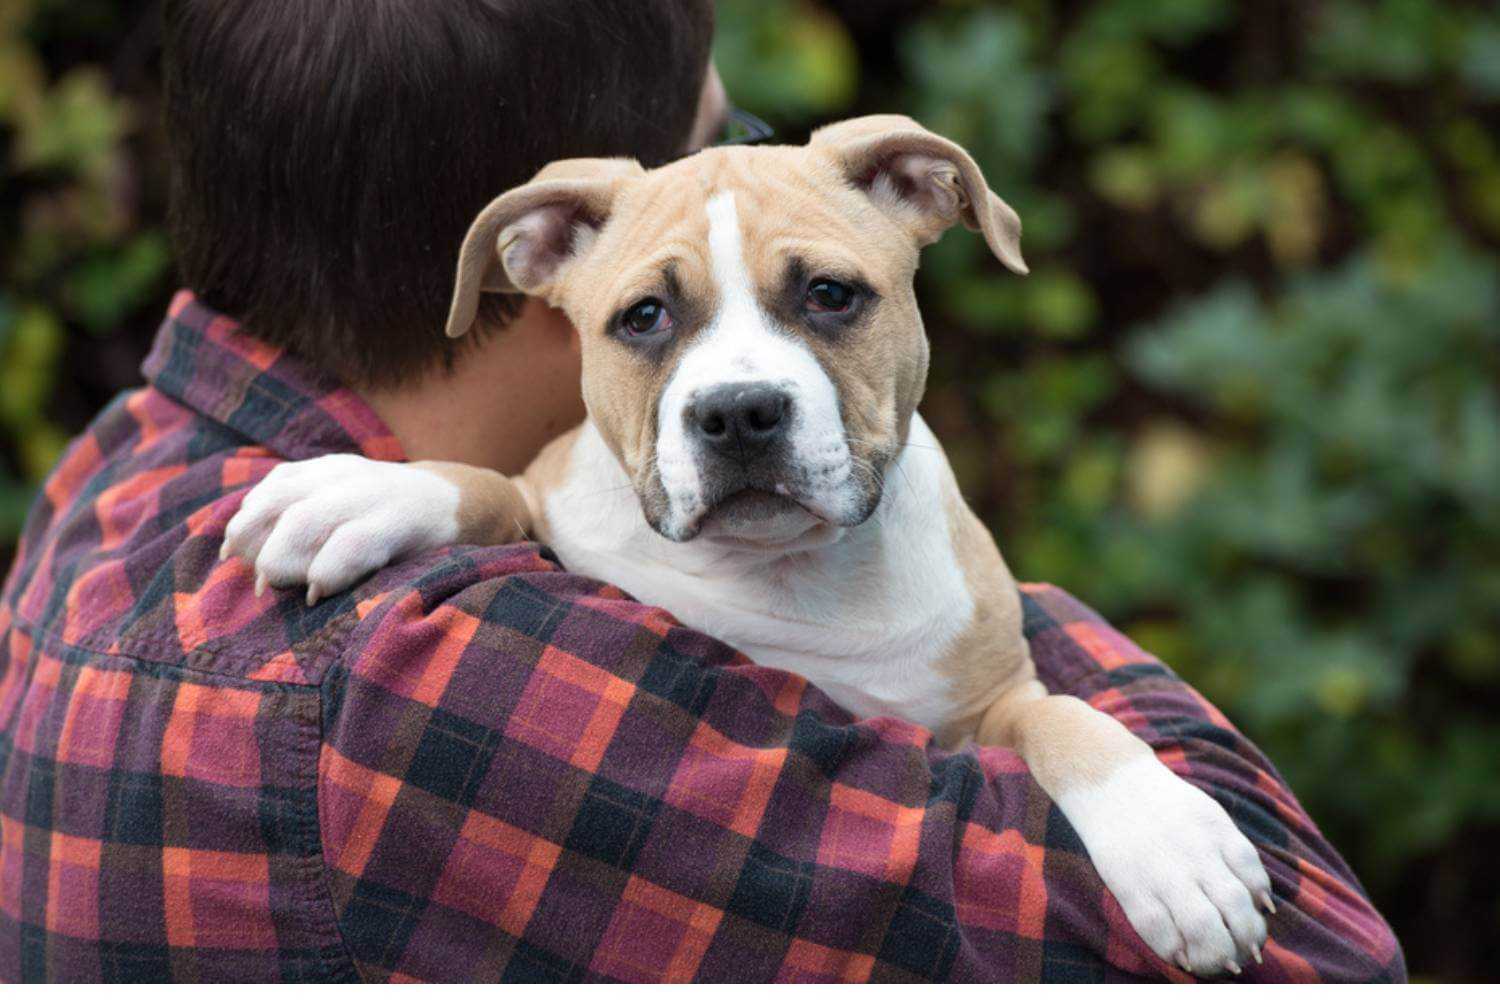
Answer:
[{"xmin": 544, "ymin": 419, "xmax": 976, "ymax": 733}]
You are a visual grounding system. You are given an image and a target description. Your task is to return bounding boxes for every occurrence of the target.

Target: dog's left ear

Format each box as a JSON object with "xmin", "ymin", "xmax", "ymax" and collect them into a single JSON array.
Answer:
[{"xmin": 811, "ymin": 114, "xmax": 1027, "ymax": 275}]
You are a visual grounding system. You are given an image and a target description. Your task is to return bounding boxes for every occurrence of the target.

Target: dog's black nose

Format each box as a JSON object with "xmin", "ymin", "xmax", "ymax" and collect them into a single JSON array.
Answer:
[{"xmin": 687, "ymin": 382, "xmax": 791, "ymax": 457}]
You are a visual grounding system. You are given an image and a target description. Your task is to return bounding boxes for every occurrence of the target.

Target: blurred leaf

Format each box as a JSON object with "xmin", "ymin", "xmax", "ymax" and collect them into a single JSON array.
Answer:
[
  {"xmin": 0, "ymin": 472, "xmax": 36, "ymax": 545},
  {"xmin": 714, "ymin": 0, "xmax": 858, "ymax": 120},
  {"xmin": 62, "ymin": 232, "xmax": 172, "ymax": 332},
  {"xmin": 1079, "ymin": 0, "xmax": 1234, "ymax": 45},
  {"xmin": 1263, "ymin": 153, "xmax": 1326, "ymax": 266},
  {"xmin": 1460, "ymin": 21, "xmax": 1500, "ymax": 98},
  {"xmin": 1061, "ymin": 440, "xmax": 1120, "ymax": 514},
  {"xmin": 901, "ymin": 6, "xmax": 1050, "ymax": 172},
  {"xmin": 19, "ymin": 422, "xmax": 68, "ymax": 483},
  {"xmin": 1127, "ymin": 422, "xmax": 1214, "ymax": 519},
  {"xmin": 0, "ymin": 38, "xmax": 45, "ymax": 121},
  {"xmin": 1023, "ymin": 269, "xmax": 1098, "ymax": 339},
  {"xmin": 12, "ymin": 66, "xmax": 132, "ymax": 177},
  {"xmin": 0, "ymin": 305, "xmax": 62, "ymax": 433},
  {"xmin": 1061, "ymin": 34, "xmax": 1157, "ymax": 142},
  {"xmin": 944, "ymin": 271, "xmax": 1022, "ymax": 331},
  {"xmin": 1091, "ymin": 146, "xmax": 1159, "ymax": 211}
]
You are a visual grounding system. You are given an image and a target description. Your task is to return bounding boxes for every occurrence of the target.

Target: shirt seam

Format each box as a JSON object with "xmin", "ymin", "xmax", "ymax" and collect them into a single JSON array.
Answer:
[
  {"xmin": 312, "ymin": 655, "xmax": 366, "ymax": 982},
  {"xmin": 4, "ymin": 601, "xmax": 358, "ymax": 688}
]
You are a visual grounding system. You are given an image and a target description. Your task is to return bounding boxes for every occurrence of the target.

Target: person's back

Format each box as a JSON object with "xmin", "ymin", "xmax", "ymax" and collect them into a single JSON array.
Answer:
[
  {"xmin": 0, "ymin": 297, "xmax": 385, "ymax": 980},
  {"xmin": 1, "ymin": 0, "xmax": 1404, "ymax": 983}
]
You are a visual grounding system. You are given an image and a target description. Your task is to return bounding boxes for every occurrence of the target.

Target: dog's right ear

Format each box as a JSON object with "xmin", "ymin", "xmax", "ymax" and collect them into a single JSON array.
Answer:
[{"xmin": 446, "ymin": 158, "xmax": 644, "ymax": 338}]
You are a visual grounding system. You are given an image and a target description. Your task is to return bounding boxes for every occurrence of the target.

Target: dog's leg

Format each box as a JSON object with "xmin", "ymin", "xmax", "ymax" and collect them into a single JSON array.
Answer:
[
  {"xmin": 221, "ymin": 454, "xmax": 536, "ymax": 603},
  {"xmin": 976, "ymin": 678, "xmax": 1272, "ymax": 976}
]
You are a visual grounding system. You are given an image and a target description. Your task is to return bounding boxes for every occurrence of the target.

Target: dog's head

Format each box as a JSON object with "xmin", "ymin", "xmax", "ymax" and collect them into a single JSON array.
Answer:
[{"xmin": 446, "ymin": 115, "xmax": 1026, "ymax": 547}]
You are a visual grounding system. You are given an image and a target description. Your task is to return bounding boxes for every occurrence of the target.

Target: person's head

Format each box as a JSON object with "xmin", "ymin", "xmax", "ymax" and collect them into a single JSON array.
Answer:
[{"xmin": 162, "ymin": 0, "xmax": 721, "ymax": 388}]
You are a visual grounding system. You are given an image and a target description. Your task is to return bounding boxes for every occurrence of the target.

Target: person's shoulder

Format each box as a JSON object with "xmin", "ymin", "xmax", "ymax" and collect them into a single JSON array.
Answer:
[
  {"xmin": 2, "ymin": 386, "xmax": 274, "ymax": 668},
  {"xmin": 331, "ymin": 540, "xmax": 733, "ymax": 698},
  {"xmin": 1018, "ymin": 582, "xmax": 1181, "ymax": 698},
  {"xmin": 5, "ymin": 388, "xmax": 570, "ymax": 690}
]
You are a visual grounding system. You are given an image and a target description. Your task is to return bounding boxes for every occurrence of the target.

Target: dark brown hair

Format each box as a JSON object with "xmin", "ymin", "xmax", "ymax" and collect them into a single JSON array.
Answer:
[{"xmin": 162, "ymin": 0, "xmax": 714, "ymax": 386}]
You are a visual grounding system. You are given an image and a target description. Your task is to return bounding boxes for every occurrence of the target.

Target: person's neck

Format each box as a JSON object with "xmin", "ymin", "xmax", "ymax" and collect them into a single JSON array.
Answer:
[{"xmin": 362, "ymin": 299, "xmax": 587, "ymax": 476}]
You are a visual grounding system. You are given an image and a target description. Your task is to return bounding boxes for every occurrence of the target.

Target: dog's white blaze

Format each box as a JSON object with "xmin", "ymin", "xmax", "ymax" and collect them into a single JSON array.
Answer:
[
  {"xmin": 705, "ymin": 188, "xmax": 759, "ymax": 321},
  {"xmin": 654, "ymin": 191, "xmax": 854, "ymax": 538}
]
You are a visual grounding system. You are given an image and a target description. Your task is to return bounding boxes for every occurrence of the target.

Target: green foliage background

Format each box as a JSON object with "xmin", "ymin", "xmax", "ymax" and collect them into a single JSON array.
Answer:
[{"xmin": 2, "ymin": 0, "xmax": 1497, "ymax": 979}]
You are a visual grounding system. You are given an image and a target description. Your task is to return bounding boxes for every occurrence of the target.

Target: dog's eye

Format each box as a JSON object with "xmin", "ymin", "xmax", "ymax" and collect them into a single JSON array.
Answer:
[
  {"xmin": 622, "ymin": 298, "xmax": 672, "ymax": 336},
  {"xmin": 806, "ymin": 278, "xmax": 854, "ymax": 313}
]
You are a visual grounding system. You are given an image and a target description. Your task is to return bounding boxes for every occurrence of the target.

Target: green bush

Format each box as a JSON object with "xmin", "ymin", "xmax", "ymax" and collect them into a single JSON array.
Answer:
[
  {"xmin": 2, "ymin": 0, "xmax": 1497, "ymax": 979},
  {"xmin": 1, "ymin": 0, "xmax": 174, "ymax": 541}
]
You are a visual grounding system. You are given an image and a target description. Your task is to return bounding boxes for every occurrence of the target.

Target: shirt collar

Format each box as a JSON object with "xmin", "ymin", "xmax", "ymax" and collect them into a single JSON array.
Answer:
[{"xmin": 141, "ymin": 291, "xmax": 406, "ymax": 462}]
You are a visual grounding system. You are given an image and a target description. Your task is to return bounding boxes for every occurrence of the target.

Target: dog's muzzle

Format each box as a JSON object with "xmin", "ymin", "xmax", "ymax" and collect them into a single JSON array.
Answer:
[{"xmin": 680, "ymin": 381, "xmax": 824, "ymax": 535}]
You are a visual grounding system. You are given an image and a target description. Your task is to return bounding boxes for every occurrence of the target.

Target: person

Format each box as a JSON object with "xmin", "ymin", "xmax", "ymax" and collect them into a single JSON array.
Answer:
[{"xmin": 0, "ymin": 0, "xmax": 1403, "ymax": 983}]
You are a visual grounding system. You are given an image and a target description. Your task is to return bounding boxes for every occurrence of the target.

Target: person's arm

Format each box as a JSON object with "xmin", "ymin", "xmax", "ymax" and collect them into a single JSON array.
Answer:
[
  {"xmin": 318, "ymin": 547, "xmax": 1404, "ymax": 983},
  {"xmin": 1017, "ymin": 583, "xmax": 1404, "ymax": 982}
]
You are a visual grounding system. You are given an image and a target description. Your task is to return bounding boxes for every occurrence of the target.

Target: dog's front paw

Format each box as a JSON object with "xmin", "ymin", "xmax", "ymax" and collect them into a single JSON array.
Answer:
[
  {"xmin": 221, "ymin": 454, "xmax": 462, "ymax": 603},
  {"xmin": 1058, "ymin": 756, "xmax": 1273, "ymax": 977}
]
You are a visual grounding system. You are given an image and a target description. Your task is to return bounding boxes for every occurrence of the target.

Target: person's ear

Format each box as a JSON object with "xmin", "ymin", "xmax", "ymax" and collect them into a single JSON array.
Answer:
[
  {"xmin": 446, "ymin": 157, "xmax": 645, "ymax": 338},
  {"xmin": 810, "ymin": 114, "xmax": 1027, "ymax": 275}
]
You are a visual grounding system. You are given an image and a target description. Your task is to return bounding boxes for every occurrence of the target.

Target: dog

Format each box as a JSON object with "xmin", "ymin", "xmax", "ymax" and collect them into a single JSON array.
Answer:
[{"xmin": 221, "ymin": 115, "xmax": 1272, "ymax": 976}]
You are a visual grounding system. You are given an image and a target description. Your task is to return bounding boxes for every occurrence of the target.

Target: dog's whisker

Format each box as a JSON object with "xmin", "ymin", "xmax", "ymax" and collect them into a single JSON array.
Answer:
[
  {"xmin": 892, "ymin": 457, "xmax": 915, "ymax": 497},
  {"xmin": 573, "ymin": 483, "xmax": 640, "ymax": 502},
  {"xmin": 843, "ymin": 433, "xmax": 941, "ymax": 454}
]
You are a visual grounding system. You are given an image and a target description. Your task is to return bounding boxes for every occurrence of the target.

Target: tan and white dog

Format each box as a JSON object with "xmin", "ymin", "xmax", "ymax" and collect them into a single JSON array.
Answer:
[{"xmin": 222, "ymin": 116, "xmax": 1272, "ymax": 975}]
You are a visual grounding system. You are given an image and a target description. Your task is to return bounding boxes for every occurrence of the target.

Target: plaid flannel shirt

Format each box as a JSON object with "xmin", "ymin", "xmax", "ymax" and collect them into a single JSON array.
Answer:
[{"xmin": 0, "ymin": 293, "xmax": 1404, "ymax": 982}]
